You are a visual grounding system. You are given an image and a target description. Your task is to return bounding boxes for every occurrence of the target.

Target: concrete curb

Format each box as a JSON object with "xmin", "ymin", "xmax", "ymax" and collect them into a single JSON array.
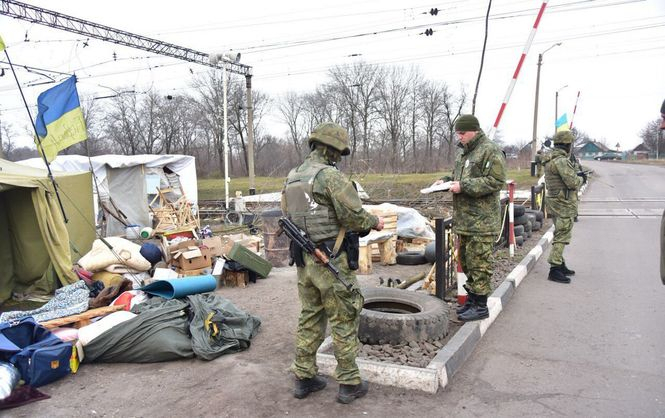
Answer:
[{"xmin": 315, "ymin": 225, "xmax": 555, "ymax": 393}]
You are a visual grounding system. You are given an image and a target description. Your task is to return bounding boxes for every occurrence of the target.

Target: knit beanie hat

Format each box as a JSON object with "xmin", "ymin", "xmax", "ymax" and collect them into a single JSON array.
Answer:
[{"xmin": 454, "ymin": 114, "xmax": 480, "ymax": 131}]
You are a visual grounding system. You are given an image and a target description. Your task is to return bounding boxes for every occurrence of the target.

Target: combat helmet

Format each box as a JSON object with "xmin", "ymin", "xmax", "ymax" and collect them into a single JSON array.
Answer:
[
  {"xmin": 308, "ymin": 122, "xmax": 351, "ymax": 156},
  {"xmin": 553, "ymin": 131, "xmax": 574, "ymax": 144}
]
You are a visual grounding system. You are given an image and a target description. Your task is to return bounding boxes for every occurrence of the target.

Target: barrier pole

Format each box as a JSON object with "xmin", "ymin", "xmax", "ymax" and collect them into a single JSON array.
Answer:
[
  {"xmin": 487, "ymin": 1, "xmax": 549, "ymax": 140},
  {"xmin": 569, "ymin": 90, "xmax": 581, "ymax": 130},
  {"xmin": 455, "ymin": 237, "xmax": 468, "ymax": 305}
]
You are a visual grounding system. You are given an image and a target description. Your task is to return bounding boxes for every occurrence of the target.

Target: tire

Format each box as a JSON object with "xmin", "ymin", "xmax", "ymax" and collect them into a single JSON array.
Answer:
[
  {"xmin": 513, "ymin": 204, "xmax": 526, "ymax": 217},
  {"xmin": 424, "ymin": 242, "xmax": 449, "ymax": 264},
  {"xmin": 513, "ymin": 224, "xmax": 525, "ymax": 237},
  {"xmin": 396, "ymin": 251, "xmax": 428, "ymax": 265},
  {"xmin": 533, "ymin": 220, "xmax": 541, "ymax": 231},
  {"xmin": 524, "ymin": 220, "xmax": 533, "ymax": 238},
  {"xmin": 515, "ymin": 235, "xmax": 524, "ymax": 246},
  {"xmin": 526, "ymin": 209, "xmax": 544, "ymax": 222},
  {"xmin": 514, "ymin": 214, "xmax": 529, "ymax": 226},
  {"xmin": 359, "ymin": 287, "xmax": 449, "ymax": 345}
]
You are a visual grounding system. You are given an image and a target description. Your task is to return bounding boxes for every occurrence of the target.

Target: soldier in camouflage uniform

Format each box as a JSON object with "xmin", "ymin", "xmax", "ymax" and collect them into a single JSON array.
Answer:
[
  {"xmin": 437, "ymin": 115, "xmax": 506, "ymax": 321},
  {"xmin": 544, "ymin": 131, "xmax": 584, "ymax": 283},
  {"xmin": 281, "ymin": 122, "xmax": 384, "ymax": 404}
]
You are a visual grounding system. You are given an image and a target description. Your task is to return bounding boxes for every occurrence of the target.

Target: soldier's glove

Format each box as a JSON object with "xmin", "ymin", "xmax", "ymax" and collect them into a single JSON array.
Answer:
[{"xmin": 576, "ymin": 171, "xmax": 588, "ymax": 185}]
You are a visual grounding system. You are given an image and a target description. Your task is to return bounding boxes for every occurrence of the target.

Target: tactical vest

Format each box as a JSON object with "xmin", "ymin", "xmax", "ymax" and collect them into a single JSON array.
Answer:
[
  {"xmin": 284, "ymin": 162, "xmax": 341, "ymax": 243},
  {"xmin": 544, "ymin": 152, "xmax": 568, "ymax": 196}
]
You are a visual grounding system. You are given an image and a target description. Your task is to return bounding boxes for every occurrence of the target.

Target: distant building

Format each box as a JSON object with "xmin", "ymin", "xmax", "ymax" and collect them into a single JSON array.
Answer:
[
  {"xmin": 630, "ymin": 143, "xmax": 652, "ymax": 160},
  {"xmin": 576, "ymin": 141, "xmax": 610, "ymax": 160}
]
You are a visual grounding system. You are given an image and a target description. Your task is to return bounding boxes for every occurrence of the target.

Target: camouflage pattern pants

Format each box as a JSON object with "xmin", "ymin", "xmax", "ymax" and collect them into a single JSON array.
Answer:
[
  {"xmin": 459, "ymin": 234, "xmax": 494, "ymax": 296},
  {"xmin": 291, "ymin": 251, "xmax": 364, "ymax": 385},
  {"xmin": 548, "ymin": 216, "xmax": 573, "ymax": 266}
]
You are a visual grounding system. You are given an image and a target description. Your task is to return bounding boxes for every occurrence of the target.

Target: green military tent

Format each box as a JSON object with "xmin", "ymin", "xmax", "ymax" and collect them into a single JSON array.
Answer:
[{"xmin": 0, "ymin": 158, "xmax": 95, "ymax": 305}]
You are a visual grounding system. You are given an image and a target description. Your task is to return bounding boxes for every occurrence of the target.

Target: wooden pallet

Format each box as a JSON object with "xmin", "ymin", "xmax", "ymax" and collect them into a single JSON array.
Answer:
[{"xmin": 40, "ymin": 305, "xmax": 126, "ymax": 329}]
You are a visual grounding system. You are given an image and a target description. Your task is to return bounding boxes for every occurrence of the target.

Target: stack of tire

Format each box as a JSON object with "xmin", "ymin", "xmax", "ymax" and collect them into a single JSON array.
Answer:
[{"xmin": 512, "ymin": 204, "xmax": 544, "ymax": 246}]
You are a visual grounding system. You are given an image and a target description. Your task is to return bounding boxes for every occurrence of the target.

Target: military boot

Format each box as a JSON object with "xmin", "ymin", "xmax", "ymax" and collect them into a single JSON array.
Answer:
[
  {"xmin": 337, "ymin": 380, "xmax": 369, "ymax": 404},
  {"xmin": 561, "ymin": 263, "xmax": 575, "ymax": 276},
  {"xmin": 294, "ymin": 375, "xmax": 328, "ymax": 399},
  {"xmin": 458, "ymin": 295, "xmax": 489, "ymax": 322},
  {"xmin": 455, "ymin": 292, "xmax": 475, "ymax": 315},
  {"xmin": 548, "ymin": 265, "xmax": 571, "ymax": 283}
]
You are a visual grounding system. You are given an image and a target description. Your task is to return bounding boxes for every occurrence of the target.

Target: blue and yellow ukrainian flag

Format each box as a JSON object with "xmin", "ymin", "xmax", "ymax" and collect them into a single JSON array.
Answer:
[
  {"xmin": 35, "ymin": 75, "xmax": 88, "ymax": 162},
  {"xmin": 555, "ymin": 113, "xmax": 569, "ymax": 132}
]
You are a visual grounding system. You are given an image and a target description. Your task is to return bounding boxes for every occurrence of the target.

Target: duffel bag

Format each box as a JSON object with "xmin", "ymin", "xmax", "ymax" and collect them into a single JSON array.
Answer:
[{"xmin": 0, "ymin": 317, "xmax": 72, "ymax": 387}]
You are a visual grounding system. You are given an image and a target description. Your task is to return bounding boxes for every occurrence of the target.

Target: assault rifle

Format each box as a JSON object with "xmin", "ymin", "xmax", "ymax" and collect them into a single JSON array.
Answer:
[{"xmin": 278, "ymin": 217, "xmax": 353, "ymax": 291}]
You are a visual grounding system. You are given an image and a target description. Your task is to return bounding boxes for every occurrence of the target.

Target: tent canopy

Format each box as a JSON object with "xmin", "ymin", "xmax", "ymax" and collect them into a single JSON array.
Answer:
[
  {"xmin": 19, "ymin": 154, "xmax": 197, "ymax": 236},
  {"xmin": 0, "ymin": 159, "xmax": 94, "ymax": 304}
]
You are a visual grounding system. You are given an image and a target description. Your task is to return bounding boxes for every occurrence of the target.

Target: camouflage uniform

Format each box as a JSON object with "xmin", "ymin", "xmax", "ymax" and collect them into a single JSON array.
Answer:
[
  {"xmin": 282, "ymin": 147, "xmax": 378, "ymax": 385},
  {"xmin": 449, "ymin": 130, "xmax": 506, "ymax": 296},
  {"xmin": 544, "ymin": 148, "xmax": 583, "ymax": 266}
]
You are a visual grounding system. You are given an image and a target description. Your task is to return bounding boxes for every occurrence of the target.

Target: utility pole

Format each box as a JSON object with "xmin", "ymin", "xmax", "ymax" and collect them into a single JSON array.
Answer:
[{"xmin": 531, "ymin": 43, "xmax": 561, "ymax": 160}]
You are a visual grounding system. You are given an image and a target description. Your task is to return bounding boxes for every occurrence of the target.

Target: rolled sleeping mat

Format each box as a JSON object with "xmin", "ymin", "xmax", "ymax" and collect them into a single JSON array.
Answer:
[{"xmin": 140, "ymin": 275, "xmax": 217, "ymax": 299}]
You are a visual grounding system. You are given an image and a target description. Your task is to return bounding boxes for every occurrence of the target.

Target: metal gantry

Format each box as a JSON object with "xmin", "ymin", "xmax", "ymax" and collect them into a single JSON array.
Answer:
[{"xmin": 0, "ymin": 0, "xmax": 251, "ymax": 75}]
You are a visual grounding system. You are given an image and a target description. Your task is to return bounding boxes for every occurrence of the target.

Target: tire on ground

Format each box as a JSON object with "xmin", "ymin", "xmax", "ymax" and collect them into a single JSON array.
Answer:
[
  {"xmin": 524, "ymin": 220, "xmax": 533, "ymax": 238},
  {"xmin": 515, "ymin": 235, "xmax": 524, "ymax": 246},
  {"xmin": 513, "ymin": 204, "xmax": 526, "ymax": 217},
  {"xmin": 513, "ymin": 224, "xmax": 525, "ymax": 237},
  {"xmin": 514, "ymin": 214, "xmax": 529, "ymax": 226},
  {"xmin": 424, "ymin": 242, "xmax": 450, "ymax": 264},
  {"xmin": 532, "ymin": 220, "xmax": 541, "ymax": 231},
  {"xmin": 526, "ymin": 209, "xmax": 544, "ymax": 222},
  {"xmin": 359, "ymin": 287, "xmax": 449, "ymax": 345},
  {"xmin": 396, "ymin": 251, "xmax": 428, "ymax": 265}
]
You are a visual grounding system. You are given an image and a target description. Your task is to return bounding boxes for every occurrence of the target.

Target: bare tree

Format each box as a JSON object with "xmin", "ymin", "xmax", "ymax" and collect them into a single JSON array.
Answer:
[
  {"xmin": 441, "ymin": 85, "xmax": 467, "ymax": 165},
  {"xmin": 374, "ymin": 66, "xmax": 412, "ymax": 172},
  {"xmin": 277, "ymin": 91, "xmax": 307, "ymax": 159},
  {"xmin": 419, "ymin": 80, "xmax": 449, "ymax": 171},
  {"xmin": 639, "ymin": 119, "xmax": 663, "ymax": 155}
]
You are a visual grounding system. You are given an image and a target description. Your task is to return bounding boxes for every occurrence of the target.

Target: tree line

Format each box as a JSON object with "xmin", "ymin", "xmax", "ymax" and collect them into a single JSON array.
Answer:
[{"xmin": 3, "ymin": 61, "xmax": 658, "ymax": 175}]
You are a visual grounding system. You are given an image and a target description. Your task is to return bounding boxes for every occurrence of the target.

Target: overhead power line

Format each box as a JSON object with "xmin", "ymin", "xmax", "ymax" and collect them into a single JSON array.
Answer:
[{"xmin": 0, "ymin": 0, "xmax": 251, "ymax": 76}]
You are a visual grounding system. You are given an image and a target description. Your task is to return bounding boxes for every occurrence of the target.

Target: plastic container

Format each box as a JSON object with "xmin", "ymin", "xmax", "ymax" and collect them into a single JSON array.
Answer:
[
  {"xmin": 125, "ymin": 224, "xmax": 141, "ymax": 239},
  {"xmin": 140, "ymin": 227, "xmax": 154, "ymax": 239}
]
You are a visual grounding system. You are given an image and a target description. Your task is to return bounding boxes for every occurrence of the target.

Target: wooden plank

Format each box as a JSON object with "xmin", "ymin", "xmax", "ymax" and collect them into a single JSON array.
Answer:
[
  {"xmin": 358, "ymin": 244, "xmax": 372, "ymax": 275},
  {"xmin": 40, "ymin": 305, "xmax": 126, "ymax": 329}
]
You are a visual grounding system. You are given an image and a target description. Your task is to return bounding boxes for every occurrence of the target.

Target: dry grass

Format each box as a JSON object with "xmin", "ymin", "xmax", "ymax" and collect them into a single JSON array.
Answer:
[{"xmin": 198, "ymin": 168, "xmax": 541, "ymax": 201}]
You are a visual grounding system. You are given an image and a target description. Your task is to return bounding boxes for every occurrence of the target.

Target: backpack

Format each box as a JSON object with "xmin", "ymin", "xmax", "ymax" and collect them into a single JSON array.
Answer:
[{"xmin": 0, "ymin": 317, "xmax": 72, "ymax": 387}]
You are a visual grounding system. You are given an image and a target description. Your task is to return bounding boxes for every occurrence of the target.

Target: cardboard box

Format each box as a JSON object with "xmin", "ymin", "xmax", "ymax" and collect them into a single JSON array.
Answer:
[
  {"xmin": 170, "ymin": 243, "xmax": 212, "ymax": 271},
  {"xmin": 202, "ymin": 236, "xmax": 225, "ymax": 257}
]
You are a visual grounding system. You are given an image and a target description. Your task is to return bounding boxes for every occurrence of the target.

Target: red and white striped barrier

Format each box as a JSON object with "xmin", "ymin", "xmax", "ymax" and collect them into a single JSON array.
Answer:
[
  {"xmin": 488, "ymin": 1, "xmax": 549, "ymax": 140},
  {"xmin": 569, "ymin": 90, "xmax": 581, "ymax": 130},
  {"xmin": 456, "ymin": 238, "xmax": 468, "ymax": 305}
]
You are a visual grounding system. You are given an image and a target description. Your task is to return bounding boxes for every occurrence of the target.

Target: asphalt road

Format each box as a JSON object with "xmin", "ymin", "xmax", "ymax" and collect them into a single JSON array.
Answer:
[{"xmin": 438, "ymin": 160, "xmax": 665, "ymax": 417}]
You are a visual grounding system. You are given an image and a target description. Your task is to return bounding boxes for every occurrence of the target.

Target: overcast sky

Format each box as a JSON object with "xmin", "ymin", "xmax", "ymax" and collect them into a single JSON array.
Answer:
[{"xmin": 1, "ymin": 0, "xmax": 664, "ymax": 151}]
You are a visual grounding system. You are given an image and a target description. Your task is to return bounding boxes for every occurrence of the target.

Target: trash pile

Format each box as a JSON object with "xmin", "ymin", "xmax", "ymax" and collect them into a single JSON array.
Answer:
[{"xmin": 0, "ymin": 227, "xmax": 272, "ymax": 409}]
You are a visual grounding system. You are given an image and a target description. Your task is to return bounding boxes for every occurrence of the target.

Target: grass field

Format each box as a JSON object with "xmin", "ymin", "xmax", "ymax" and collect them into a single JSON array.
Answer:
[{"xmin": 198, "ymin": 168, "xmax": 539, "ymax": 201}]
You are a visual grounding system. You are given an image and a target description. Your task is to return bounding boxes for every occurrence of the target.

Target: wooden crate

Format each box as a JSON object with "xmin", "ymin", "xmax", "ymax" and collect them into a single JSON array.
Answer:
[{"xmin": 221, "ymin": 270, "xmax": 249, "ymax": 288}]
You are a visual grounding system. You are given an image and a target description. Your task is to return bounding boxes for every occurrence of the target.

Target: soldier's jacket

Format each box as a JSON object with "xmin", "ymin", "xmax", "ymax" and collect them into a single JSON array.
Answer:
[
  {"xmin": 448, "ymin": 130, "xmax": 506, "ymax": 236},
  {"xmin": 281, "ymin": 148, "xmax": 378, "ymax": 242},
  {"xmin": 544, "ymin": 148, "xmax": 583, "ymax": 218}
]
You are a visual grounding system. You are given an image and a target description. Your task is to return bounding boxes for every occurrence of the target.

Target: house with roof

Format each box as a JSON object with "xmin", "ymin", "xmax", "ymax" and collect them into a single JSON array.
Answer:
[
  {"xmin": 630, "ymin": 143, "xmax": 652, "ymax": 160},
  {"xmin": 576, "ymin": 141, "xmax": 610, "ymax": 160}
]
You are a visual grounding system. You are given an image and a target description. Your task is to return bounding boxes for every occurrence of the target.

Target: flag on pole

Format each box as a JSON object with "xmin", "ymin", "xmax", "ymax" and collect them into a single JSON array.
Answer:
[
  {"xmin": 35, "ymin": 75, "xmax": 88, "ymax": 162},
  {"xmin": 0, "ymin": 34, "xmax": 6, "ymax": 51},
  {"xmin": 555, "ymin": 113, "xmax": 569, "ymax": 132}
]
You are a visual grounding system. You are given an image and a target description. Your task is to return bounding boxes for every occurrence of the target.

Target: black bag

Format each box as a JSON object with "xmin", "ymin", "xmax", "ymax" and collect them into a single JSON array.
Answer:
[{"xmin": 0, "ymin": 317, "xmax": 72, "ymax": 387}]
